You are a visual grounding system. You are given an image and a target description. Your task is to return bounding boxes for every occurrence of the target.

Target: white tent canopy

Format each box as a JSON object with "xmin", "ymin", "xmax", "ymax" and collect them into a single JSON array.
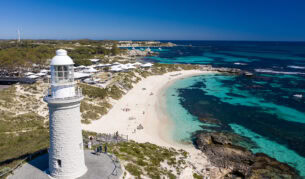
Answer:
[
  {"xmin": 40, "ymin": 69, "xmax": 49, "ymax": 73},
  {"xmin": 74, "ymin": 72, "xmax": 91, "ymax": 79},
  {"xmin": 27, "ymin": 75, "xmax": 39, "ymax": 79},
  {"xmin": 83, "ymin": 68, "xmax": 98, "ymax": 73},
  {"xmin": 133, "ymin": 62, "xmax": 142, "ymax": 65},
  {"xmin": 109, "ymin": 66, "xmax": 123, "ymax": 72},
  {"xmin": 141, "ymin": 63, "xmax": 153, "ymax": 67},
  {"xmin": 24, "ymin": 72, "xmax": 35, "ymax": 76},
  {"xmin": 89, "ymin": 59, "xmax": 100, "ymax": 63}
]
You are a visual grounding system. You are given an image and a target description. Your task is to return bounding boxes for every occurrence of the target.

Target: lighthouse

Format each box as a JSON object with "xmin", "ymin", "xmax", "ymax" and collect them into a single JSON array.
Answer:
[{"xmin": 44, "ymin": 49, "xmax": 87, "ymax": 178}]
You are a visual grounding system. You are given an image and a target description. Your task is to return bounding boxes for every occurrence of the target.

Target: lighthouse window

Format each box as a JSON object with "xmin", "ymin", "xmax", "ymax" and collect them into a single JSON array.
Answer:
[
  {"xmin": 57, "ymin": 160, "xmax": 62, "ymax": 168},
  {"xmin": 54, "ymin": 65, "xmax": 72, "ymax": 83}
]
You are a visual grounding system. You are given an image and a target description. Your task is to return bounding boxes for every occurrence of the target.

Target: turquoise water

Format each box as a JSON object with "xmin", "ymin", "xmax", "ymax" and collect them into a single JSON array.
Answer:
[
  {"xmin": 165, "ymin": 78, "xmax": 204, "ymax": 142},
  {"xmin": 230, "ymin": 123, "xmax": 305, "ymax": 176},
  {"xmin": 149, "ymin": 56, "xmax": 214, "ymax": 64},
  {"xmin": 203, "ymin": 52, "xmax": 258, "ymax": 62},
  {"xmin": 154, "ymin": 41, "xmax": 305, "ymax": 177},
  {"xmin": 165, "ymin": 74, "xmax": 305, "ymax": 177},
  {"xmin": 197, "ymin": 75, "xmax": 305, "ymax": 124},
  {"xmin": 220, "ymin": 50, "xmax": 305, "ymax": 61}
]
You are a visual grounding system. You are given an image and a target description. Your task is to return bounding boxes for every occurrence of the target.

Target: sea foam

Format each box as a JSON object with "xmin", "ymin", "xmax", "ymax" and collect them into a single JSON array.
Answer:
[
  {"xmin": 255, "ymin": 69, "xmax": 305, "ymax": 75},
  {"xmin": 287, "ymin": 65, "xmax": 305, "ymax": 70}
]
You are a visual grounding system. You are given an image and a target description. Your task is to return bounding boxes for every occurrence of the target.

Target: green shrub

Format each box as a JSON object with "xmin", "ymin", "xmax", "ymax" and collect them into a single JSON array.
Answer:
[
  {"xmin": 193, "ymin": 173, "xmax": 203, "ymax": 179},
  {"xmin": 79, "ymin": 83, "xmax": 108, "ymax": 99},
  {"xmin": 108, "ymin": 85, "xmax": 124, "ymax": 100},
  {"xmin": 125, "ymin": 163, "xmax": 143, "ymax": 177}
]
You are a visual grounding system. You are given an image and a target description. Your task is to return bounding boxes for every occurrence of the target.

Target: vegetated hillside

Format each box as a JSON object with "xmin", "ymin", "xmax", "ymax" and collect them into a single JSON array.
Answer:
[{"xmin": 0, "ymin": 40, "xmax": 123, "ymax": 70}]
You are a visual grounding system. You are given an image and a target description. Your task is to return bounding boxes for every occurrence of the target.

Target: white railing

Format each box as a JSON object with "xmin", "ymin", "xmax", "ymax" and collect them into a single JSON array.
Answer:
[{"xmin": 44, "ymin": 87, "xmax": 83, "ymax": 102}]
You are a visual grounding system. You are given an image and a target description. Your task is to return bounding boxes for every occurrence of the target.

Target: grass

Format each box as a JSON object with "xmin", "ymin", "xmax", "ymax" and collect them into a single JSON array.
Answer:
[
  {"xmin": 125, "ymin": 163, "xmax": 143, "ymax": 178},
  {"xmin": 80, "ymin": 98, "xmax": 112, "ymax": 123},
  {"xmin": 0, "ymin": 86, "xmax": 17, "ymax": 106},
  {"xmin": 0, "ymin": 112, "xmax": 45, "ymax": 133},
  {"xmin": 0, "ymin": 129, "xmax": 49, "ymax": 177}
]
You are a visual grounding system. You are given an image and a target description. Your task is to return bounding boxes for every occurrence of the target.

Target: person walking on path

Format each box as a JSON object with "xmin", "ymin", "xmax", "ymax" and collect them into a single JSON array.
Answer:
[{"xmin": 105, "ymin": 144, "xmax": 108, "ymax": 153}]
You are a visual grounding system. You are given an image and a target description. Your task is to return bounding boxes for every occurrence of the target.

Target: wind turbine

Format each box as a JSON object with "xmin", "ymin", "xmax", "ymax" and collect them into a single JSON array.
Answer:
[{"xmin": 17, "ymin": 28, "xmax": 21, "ymax": 43}]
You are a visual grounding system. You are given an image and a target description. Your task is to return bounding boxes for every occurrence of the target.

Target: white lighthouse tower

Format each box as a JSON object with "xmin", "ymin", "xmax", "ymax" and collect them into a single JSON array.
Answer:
[{"xmin": 44, "ymin": 49, "xmax": 87, "ymax": 179}]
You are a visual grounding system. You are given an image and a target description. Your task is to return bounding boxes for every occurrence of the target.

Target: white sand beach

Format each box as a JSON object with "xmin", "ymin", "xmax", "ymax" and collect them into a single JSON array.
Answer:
[
  {"xmin": 82, "ymin": 70, "xmax": 213, "ymax": 148},
  {"xmin": 82, "ymin": 70, "xmax": 218, "ymax": 176}
]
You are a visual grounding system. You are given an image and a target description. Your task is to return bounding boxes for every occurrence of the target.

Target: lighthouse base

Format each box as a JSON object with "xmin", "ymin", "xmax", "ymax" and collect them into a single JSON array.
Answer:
[
  {"xmin": 9, "ymin": 150, "xmax": 122, "ymax": 179},
  {"xmin": 48, "ymin": 166, "xmax": 87, "ymax": 179}
]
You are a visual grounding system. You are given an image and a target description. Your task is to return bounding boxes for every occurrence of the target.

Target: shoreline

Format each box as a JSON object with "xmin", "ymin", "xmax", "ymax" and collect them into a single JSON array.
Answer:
[{"xmin": 82, "ymin": 70, "xmax": 215, "ymax": 150}]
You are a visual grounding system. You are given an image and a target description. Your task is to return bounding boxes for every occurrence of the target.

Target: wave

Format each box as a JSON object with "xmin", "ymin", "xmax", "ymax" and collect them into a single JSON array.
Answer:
[
  {"xmin": 287, "ymin": 65, "xmax": 305, "ymax": 70},
  {"xmin": 234, "ymin": 62, "xmax": 247, "ymax": 65},
  {"xmin": 255, "ymin": 69, "xmax": 305, "ymax": 75}
]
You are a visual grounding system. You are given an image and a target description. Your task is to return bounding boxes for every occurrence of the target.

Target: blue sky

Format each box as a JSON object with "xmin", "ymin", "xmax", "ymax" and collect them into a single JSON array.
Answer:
[{"xmin": 0, "ymin": 0, "xmax": 305, "ymax": 41}]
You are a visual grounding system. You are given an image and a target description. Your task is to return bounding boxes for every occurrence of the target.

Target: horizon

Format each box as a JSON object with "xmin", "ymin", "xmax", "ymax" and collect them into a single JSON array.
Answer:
[
  {"xmin": 1, "ymin": 39, "xmax": 305, "ymax": 43},
  {"xmin": 1, "ymin": 0, "xmax": 305, "ymax": 41}
]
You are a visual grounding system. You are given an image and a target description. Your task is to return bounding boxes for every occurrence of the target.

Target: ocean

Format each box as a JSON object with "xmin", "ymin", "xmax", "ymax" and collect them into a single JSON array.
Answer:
[{"xmin": 142, "ymin": 41, "xmax": 305, "ymax": 176}]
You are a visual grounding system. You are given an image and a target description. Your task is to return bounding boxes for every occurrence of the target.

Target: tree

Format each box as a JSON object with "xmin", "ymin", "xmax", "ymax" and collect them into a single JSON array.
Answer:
[{"xmin": 111, "ymin": 43, "xmax": 120, "ymax": 56}]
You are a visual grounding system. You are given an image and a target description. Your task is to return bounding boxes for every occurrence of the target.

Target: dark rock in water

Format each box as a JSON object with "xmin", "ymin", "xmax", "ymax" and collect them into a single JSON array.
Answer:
[
  {"xmin": 243, "ymin": 71, "xmax": 254, "ymax": 77},
  {"xmin": 195, "ymin": 132, "xmax": 300, "ymax": 179},
  {"xmin": 198, "ymin": 100, "xmax": 210, "ymax": 105},
  {"xmin": 214, "ymin": 67, "xmax": 243, "ymax": 75},
  {"xmin": 199, "ymin": 117, "xmax": 222, "ymax": 125}
]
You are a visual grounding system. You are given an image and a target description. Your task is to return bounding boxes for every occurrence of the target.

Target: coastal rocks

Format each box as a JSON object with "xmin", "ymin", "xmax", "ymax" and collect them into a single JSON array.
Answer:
[
  {"xmin": 195, "ymin": 132, "xmax": 300, "ymax": 178},
  {"xmin": 199, "ymin": 117, "xmax": 222, "ymax": 125},
  {"xmin": 214, "ymin": 67, "xmax": 243, "ymax": 74},
  {"xmin": 199, "ymin": 65, "xmax": 253, "ymax": 76}
]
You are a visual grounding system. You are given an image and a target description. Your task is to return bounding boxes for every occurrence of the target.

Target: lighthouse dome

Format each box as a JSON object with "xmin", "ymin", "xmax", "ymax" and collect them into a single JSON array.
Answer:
[{"xmin": 50, "ymin": 49, "xmax": 74, "ymax": 66}]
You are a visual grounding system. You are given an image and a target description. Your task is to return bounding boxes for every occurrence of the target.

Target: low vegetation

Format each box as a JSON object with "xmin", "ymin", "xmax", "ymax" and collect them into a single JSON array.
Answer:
[
  {"xmin": 84, "ymin": 136, "xmax": 204, "ymax": 179},
  {"xmin": 0, "ymin": 39, "xmax": 124, "ymax": 70}
]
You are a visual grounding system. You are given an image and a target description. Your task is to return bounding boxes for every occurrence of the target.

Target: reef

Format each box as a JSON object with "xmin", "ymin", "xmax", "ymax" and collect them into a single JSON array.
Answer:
[{"xmin": 195, "ymin": 132, "xmax": 300, "ymax": 179}]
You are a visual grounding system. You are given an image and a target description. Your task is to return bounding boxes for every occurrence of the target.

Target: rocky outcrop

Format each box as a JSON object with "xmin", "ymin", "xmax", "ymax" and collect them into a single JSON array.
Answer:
[
  {"xmin": 198, "ymin": 65, "xmax": 253, "ymax": 76},
  {"xmin": 195, "ymin": 132, "xmax": 300, "ymax": 179},
  {"xmin": 199, "ymin": 117, "xmax": 222, "ymax": 125}
]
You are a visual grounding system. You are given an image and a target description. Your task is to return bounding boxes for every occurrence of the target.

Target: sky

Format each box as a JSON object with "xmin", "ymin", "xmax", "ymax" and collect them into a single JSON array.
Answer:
[{"xmin": 0, "ymin": 0, "xmax": 305, "ymax": 41}]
